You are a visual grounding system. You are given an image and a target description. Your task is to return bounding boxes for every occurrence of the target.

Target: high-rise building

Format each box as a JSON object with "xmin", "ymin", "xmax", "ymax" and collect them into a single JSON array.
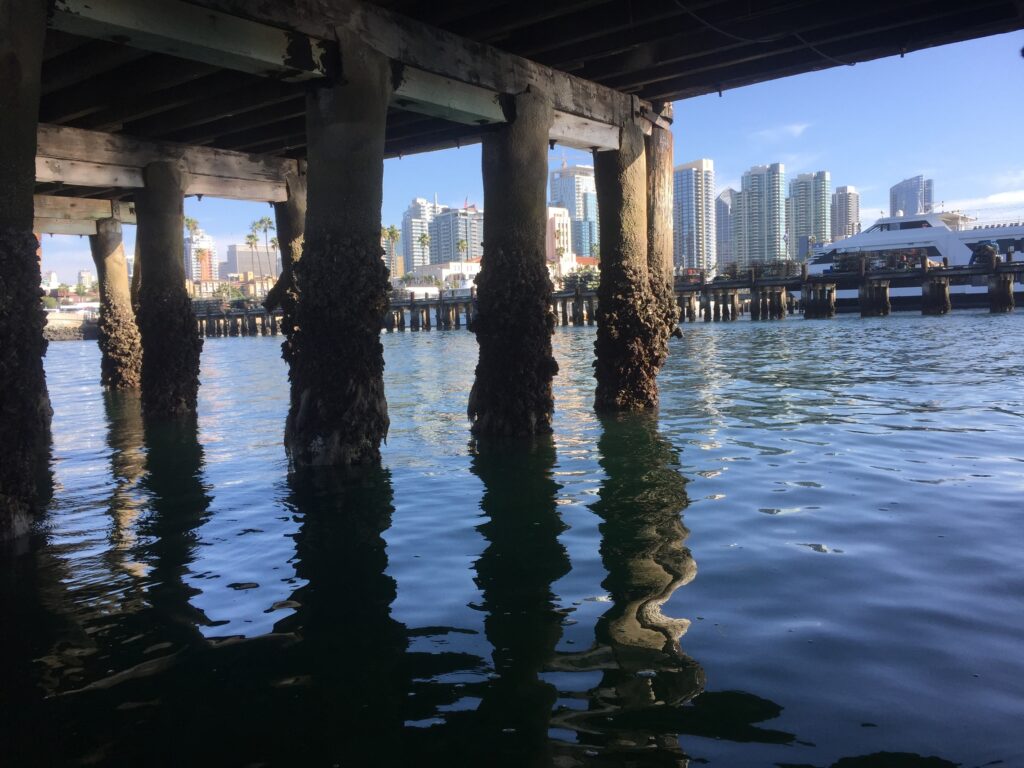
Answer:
[
  {"xmin": 786, "ymin": 170, "xmax": 831, "ymax": 259},
  {"xmin": 716, "ymin": 188, "xmax": 738, "ymax": 269},
  {"xmin": 570, "ymin": 191, "xmax": 599, "ymax": 258},
  {"xmin": 381, "ymin": 234, "xmax": 404, "ymax": 278},
  {"xmin": 549, "ymin": 162, "xmax": 599, "ymax": 257},
  {"xmin": 226, "ymin": 244, "xmax": 279, "ymax": 277},
  {"xmin": 402, "ymin": 197, "xmax": 447, "ymax": 269},
  {"xmin": 733, "ymin": 163, "xmax": 786, "ymax": 267},
  {"xmin": 76, "ymin": 270, "xmax": 94, "ymax": 289},
  {"xmin": 185, "ymin": 228, "xmax": 219, "ymax": 281},
  {"xmin": 889, "ymin": 175, "xmax": 934, "ymax": 217},
  {"xmin": 672, "ymin": 159, "xmax": 716, "ymax": 273},
  {"xmin": 831, "ymin": 185, "xmax": 861, "ymax": 242},
  {"xmin": 428, "ymin": 206, "xmax": 484, "ymax": 264}
]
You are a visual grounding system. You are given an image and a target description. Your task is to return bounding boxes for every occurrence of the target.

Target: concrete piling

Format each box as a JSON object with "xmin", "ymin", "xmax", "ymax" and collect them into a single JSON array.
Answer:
[
  {"xmin": 988, "ymin": 273, "xmax": 1014, "ymax": 313},
  {"xmin": 922, "ymin": 277, "xmax": 952, "ymax": 316},
  {"xmin": 0, "ymin": 0, "xmax": 51, "ymax": 541},
  {"xmin": 468, "ymin": 88, "xmax": 557, "ymax": 436},
  {"xmin": 134, "ymin": 161, "xmax": 202, "ymax": 418},
  {"xmin": 90, "ymin": 217, "xmax": 142, "ymax": 389},
  {"xmin": 286, "ymin": 34, "xmax": 392, "ymax": 465}
]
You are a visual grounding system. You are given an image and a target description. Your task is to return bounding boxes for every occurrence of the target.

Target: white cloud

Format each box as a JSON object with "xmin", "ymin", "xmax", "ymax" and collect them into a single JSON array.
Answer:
[
  {"xmin": 751, "ymin": 122, "xmax": 810, "ymax": 142},
  {"xmin": 941, "ymin": 190, "xmax": 1024, "ymax": 221},
  {"xmin": 992, "ymin": 170, "xmax": 1024, "ymax": 191}
]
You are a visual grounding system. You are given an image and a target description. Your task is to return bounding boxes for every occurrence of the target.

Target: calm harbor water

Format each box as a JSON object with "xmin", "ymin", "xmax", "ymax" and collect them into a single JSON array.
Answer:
[{"xmin": 3, "ymin": 312, "xmax": 1024, "ymax": 766}]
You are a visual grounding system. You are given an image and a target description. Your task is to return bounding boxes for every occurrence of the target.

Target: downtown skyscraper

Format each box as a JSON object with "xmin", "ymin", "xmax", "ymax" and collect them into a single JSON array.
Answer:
[
  {"xmin": 786, "ymin": 170, "xmax": 830, "ymax": 259},
  {"xmin": 831, "ymin": 185, "xmax": 861, "ymax": 242},
  {"xmin": 889, "ymin": 175, "xmax": 933, "ymax": 216},
  {"xmin": 549, "ymin": 162, "xmax": 599, "ymax": 257},
  {"xmin": 716, "ymin": 188, "xmax": 738, "ymax": 269},
  {"xmin": 672, "ymin": 159, "xmax": 716, "ymax": 274},
  {"xmin": 734, "ymin": 163, "xmax": 786, "ymax": 267}
]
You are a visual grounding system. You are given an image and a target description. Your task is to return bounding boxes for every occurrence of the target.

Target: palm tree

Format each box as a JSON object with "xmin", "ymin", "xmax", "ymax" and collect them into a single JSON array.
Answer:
[
  {"xmin": 270, "ymin": 236, "xmax": 280, "ymax": 274},
  {"xmin": 256, "ymin": 216, "xmax": 275, "ymax": 276},
  {"xmin": 245, "ymin": 232, "xmax": 260, "ymax": 278},
  {"xmin": 385, "ymin": 224, "xmax": 401, "ymax": 274},
  {"xmin": 456, "ymin": 239, "xmax": 468, "ymax": 261},
  {"xmin": 184, "ymin": 216, "xmax": 199, "ymax": 240},
  {"xmin": 418, "ymin": 231, "xmax": 430, "ymax": 263}
]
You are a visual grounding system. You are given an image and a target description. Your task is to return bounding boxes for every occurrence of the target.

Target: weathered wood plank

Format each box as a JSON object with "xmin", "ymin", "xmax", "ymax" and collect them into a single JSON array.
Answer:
[
  {"xmin": 186, "ymin": 0, "xmax": 643, "ymax": 128},
  {"xmin": 51, "ymin": 0, "xmax": 332, "ymax": 81},
  {"xmin": 36, "ymin": 124, "xmax": 295, "ymax": 201}
]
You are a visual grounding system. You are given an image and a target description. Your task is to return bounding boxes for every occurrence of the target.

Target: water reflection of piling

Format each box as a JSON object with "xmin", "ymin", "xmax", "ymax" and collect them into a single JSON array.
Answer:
[
  {"xmin": 551, "ymin": 413, "xmax": 704, "ymax": 764},
  {"xmin": 468, "ymin": 437, "xmax": 570, "ymax": 766}
]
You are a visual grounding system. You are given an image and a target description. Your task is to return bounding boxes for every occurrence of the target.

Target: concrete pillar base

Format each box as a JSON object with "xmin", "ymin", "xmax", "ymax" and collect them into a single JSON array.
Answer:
[
  {"xmin": 469, "ymin": 88, "xmax": 557, "ymax": 437},
  {"xmin": 135, "ymin": 161, "xmax": 202, "ymax": 418},
  {"xmin": 0, "ymin": 229, "xmax": 53, "ymax": 542},
  {"xmin": 91, "ymin": 218, "xmax": 142, "ymax": 389},
  {"xmin": 285, "ymin": 35, "xmax": 392, "ymax": 466}
]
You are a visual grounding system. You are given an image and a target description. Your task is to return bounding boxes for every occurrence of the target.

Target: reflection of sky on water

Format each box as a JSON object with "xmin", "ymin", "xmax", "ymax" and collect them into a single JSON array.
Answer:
[{"xmin": 5, "ymin": 313, "xmax": 1023, "ymax": 765}]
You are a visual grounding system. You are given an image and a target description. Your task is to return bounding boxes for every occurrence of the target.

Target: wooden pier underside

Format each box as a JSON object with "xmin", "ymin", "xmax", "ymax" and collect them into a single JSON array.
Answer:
[{"xmin": 36, "ymin": 0, "xmax": 1024, "ymax": 203}]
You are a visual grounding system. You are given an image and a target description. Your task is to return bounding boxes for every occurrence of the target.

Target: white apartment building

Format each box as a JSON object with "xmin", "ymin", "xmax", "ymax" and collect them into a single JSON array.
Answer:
[
  {"xmin": 185, "ymin": 228, "xmax": 219, "ymax": 281},
  {"xmin": 831, "ymin": 185, "xmax": 861, "ymax": 242},
  {"xmin": 401, "ymin": 197, "xmax": 447, "ymax": 269},
  {"xmin": 786, "ymin": 170, "xmax": 830, "ymax": 259},
  {"xmin": 734, "ymin": 163, "xmax": 787, "ymax": 267}
]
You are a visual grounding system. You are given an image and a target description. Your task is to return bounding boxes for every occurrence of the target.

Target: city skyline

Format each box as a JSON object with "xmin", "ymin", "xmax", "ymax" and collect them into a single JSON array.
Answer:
[{"xmin": 39, "ymin": 32, "xmax": 1024, "ymax": 279}]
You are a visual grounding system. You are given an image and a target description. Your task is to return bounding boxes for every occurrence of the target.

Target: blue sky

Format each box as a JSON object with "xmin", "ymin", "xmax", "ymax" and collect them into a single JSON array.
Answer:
[{"xmin": 42, "ymin": 31, "xmax": 1024, "ymax": 281}]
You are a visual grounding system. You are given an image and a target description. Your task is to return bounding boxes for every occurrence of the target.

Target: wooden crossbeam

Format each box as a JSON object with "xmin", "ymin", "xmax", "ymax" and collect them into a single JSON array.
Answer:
[
  {"xmin": 36, "ymin": 124, "xmax": 299, "ymax": 201},
  {"xmin": 34, "ymin": 196, "xmax": 137, "ymax": 235},
  {"xmin": 50, "ymin": 0, "xmax": 637, "ymax": 149},
  {"xmin": 51, "ymin": 0, "xmax": 332, "ymax": 82}
]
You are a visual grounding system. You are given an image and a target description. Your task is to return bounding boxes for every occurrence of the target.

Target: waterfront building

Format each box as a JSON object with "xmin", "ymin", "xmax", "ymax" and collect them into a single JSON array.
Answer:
[
  {"xmin": 890, "ymin": 175, "xmax": 934, "ymax": 216},
  {"xmin": 41, "ymin": 270, "xmax": 60, "ymax": 291},
  {"xmin": 734, "ymin": 163, "xmax": 786, "ymax": 267},
  {"xmin": 672, "ymin": 159, "xmax": 716, "ymax": 273},
  {"xmin": 831, "ymin": 185, "xmax": 861, "ymax": 242},
  {"xmin": 428, "ymin": 205, "xmax": 484, "ymax": 264},
  {"xmin": 716, "ymin": 188, "xmax": 737, "ymax": 269},
  {"xmin": 550, "ymin": 162, "xmax": 599, "ymax": 257},
  {"xmin": 545, "ymin": 206, "xmax": 572, "ymax": 261},
  {"xmin": 76, "ymin": 270, "xmax": 94, "ymax": 290},
  {"xmin": 225, "ymin": 244, "xmax": 279, "ymax": 278},
  {"xmin": 410, "ymin": 259, "xmax": 481, "ymax": 288},
  {"xmin": 786, "ymin": 170, "xmax": 831, "ymax": 259},
  {"xmin": 185, "ymin": 227, "xmax": 219, "ymax": 281},
  {"xmin": 401, "ymin": 196, "xmax": 447, "ymax": 269},
  {"xmin": 381, "ymin": 234, "xmax": 404, "ymax": 277}
]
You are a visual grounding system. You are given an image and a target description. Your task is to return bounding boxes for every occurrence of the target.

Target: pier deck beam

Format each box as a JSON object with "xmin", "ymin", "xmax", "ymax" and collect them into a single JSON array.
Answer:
[
  {"xmin": 285, "ymin": 35, "xmax": 392, "ymax": 465},
  {"xmin": 593, "ymin": 117, "xmax": 673, "ymax": 411},
  {"xmin": 0, "ymin": 0, "xmax": 51, "ymax": 542},
  {"xmin": 89, "ymin": 217, "xmax": 142, "ymax": 389},
  {"xmin": 469, "ymin": 88, "xmax": 557, "ymax": 437},
  {"xmin": 135, "ymin": 161, "xmax": 202, "ymax": 418}
]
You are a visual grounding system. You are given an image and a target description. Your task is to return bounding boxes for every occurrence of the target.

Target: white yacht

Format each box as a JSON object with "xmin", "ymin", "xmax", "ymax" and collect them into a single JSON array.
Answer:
[{"xmin": 807, "ymin": 212, "xmax": 1024, "ymax": 305}]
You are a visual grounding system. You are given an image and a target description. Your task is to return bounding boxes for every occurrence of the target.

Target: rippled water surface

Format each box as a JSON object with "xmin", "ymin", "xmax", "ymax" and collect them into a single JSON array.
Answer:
[{"xmin": 4, "ymin": 312, "xmax": 1024, "ymax": 767}]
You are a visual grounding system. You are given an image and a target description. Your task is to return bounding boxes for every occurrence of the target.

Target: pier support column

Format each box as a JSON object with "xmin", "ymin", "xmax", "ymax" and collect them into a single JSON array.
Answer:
[
  {"xmin": 469, "ymin": 88, "xmax": 557, "ymax": 436},
  {"xmin": 749, "ymin": 290, "xmax": 761, "ymax": 321},
  {"xmin": 135, "ymin": 161, "xmax": 202, "ymax": 418},
  {"xmin": 988, "ymin": 274, "xmax": 1014, "ymax": 313},
  {"xmin": 265, "ymin": 168, "xmax": 306, "ymax": 365},
  {"xmin": 0, "ymin": 0, "xmax": 50, "ymax": 542},
  {"xmin": 286, "ymin": 36, "xmax": 392, "ymax": 464},
  {"xmin": 643, "ymin": 109, "xmax": 679, "ymax": 357},
  {"xmin": 89, "ymin": 218, "xmax": 142, "ymax": 389},
  {"xmin": 593, "ymin": 117, "xmax": 675, "ymax": 410},
  {"xmin": 922, "ymin": 277, "xmax": 951, "ymax": 316}
]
